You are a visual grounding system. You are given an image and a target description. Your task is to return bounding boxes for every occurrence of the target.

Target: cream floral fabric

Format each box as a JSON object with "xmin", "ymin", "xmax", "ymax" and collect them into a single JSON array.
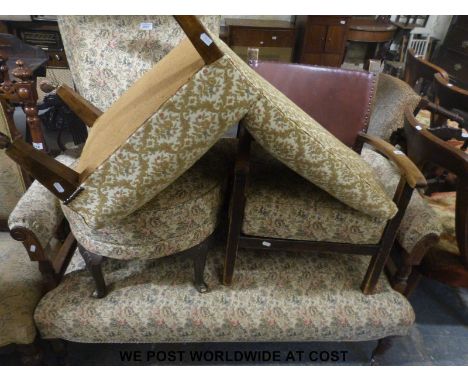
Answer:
[
  {"xmin": 0, "ymin": 232, "xmax": 44, "ymax": 347},
  {"xmin": 368, "ymin": 73, "xmax": 421, "ymax": 142},
  {"xmin": 361, "ymin": 148, "xmax": 442, "ymax": 253},
  {"xmin": 68, "ymin": 56, "xmax": 256, "ymax": 228},
  {"xmin": 58, "ymin": 16, "xmax": 221, "ymax": 111},
  {"xmin": 8, "ymin": 151, "xmax": 80, "ymax": 249},
  {"xmin": 68, "ymin": 29, "xmax": 397, "ymax": 228},
  {"xmin": 63, "ymin": 141, "xmax": 233, "ymax": 260},
  {"xmin": 34, "ymin": 245, "xmax": 414, "ymax": 343},
  {"xmin": 0, "ymin": 103, "xmax": 26, "ymax": 222},
  {"xmin": 242, "ymin": 146, "xmax": 387, "ymax": 244}
]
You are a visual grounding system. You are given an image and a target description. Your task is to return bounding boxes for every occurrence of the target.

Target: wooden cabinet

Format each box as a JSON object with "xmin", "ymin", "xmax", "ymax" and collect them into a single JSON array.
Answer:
[
  {"xmin": 434, "ymin": 16, "xmax": 468, "ymax": 87},
  {"xmin": 295, "ymin": 16, "xmax": 350, "ymax": 67},
  {"xmin": 225, "ymin": 18, "xmax": 296, "ymax": 62}
]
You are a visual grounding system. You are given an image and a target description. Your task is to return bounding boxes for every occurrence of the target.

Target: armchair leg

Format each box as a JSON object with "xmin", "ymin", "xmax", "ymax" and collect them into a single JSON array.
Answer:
[
  {"xmin": 193, "ymin": 244, "xmax": 209, "ymax": 293},
  {"xmin": 79, "ymin": 245, "xmax": 107, "ymax": 298}
]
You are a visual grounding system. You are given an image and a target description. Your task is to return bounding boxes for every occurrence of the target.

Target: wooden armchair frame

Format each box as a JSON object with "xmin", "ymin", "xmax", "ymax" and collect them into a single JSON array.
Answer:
[{"xmin": 404, "ymin": 106, "xmax": 468, "ymax": 269}]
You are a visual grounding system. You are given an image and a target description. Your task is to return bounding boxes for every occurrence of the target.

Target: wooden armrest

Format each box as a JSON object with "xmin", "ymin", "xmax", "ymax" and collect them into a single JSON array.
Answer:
[
  {"xmin": 418, "ymin": 98, "xmax": 465, "ymax": 125},
  {"xmin": 358, "ymin": 132, "xmax": 427, "ymax": 189},
  {"xmin": 56, "ymin": 84, "xmax": 103, "ymax": 127}
]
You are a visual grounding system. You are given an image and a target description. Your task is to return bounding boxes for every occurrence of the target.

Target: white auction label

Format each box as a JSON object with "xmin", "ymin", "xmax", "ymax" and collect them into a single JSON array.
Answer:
[
  {"xmin": 139, "ymin": 22, "xmax": 153, "ymax": 31},
  {"xmin": 200, "ymin": 33, "xmax": 213, "ymax": 46},
  {"xmin": 33, "ymin": 142, "xmax": 44, "ymax": 150},
  {"xmin": 53, "ymin": 182, "xmax": 65, "ymax": 193}
]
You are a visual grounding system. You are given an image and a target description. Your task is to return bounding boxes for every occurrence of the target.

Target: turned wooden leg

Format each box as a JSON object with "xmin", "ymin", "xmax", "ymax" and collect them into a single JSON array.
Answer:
[
  {"xmin": 17, "ymin": 342, "xmax": 43, "ymax": 366},
  {"xmin": 370, "ymin": 337, "xmax": 394, "ymax": 365},
  {"xmin": 193, "ymin": 244, "xmax": 209, "ymax": 293},
  {"xmin": 79, "ymin": 245, "xmax": 107, "ymax": 298}
]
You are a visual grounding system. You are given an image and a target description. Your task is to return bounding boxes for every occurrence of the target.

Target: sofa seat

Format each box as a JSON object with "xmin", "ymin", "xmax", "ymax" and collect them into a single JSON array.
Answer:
[
  {"xmin": 242, "ymin": 147, "xmax": 388, "ymax": 245},
  {"xmin": 0, "ymin": 233, "xmax": 43, "ymax": 347},
  {"xmin": 34, "ymin": 245, "xmax": 414, "ymax": 343},
  {"xmin": 62, "ymin": 140, "xmax": 233, "ymax": 260}
]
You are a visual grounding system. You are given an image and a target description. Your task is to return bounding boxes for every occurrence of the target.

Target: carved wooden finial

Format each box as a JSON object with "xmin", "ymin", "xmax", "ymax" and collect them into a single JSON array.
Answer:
[{"xmin": 12, "ymin": 59, "xmax": 32, "ymax": 81}]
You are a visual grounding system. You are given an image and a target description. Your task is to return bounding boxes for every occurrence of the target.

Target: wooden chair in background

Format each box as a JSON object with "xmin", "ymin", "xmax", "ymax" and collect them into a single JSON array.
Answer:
[{"xmin": 404, "ymin": 105, "xmax": 468, "ymax": 287}]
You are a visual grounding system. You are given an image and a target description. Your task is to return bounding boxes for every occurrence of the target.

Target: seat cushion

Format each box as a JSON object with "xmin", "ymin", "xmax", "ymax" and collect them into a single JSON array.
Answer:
[
  {"xmin": 0, "ymin": 232, "xmax": 44, "ymax": 347},
  {"xmin": 242, "ymin": 145, "xmax": 387, "ymax": 244},
  {"xmin": 67, "ymin": 27, "xmax": 396, "ymax": 228},
  {"xmin": 34, "ymin": 246, "xmax": 414, "ymax": 343},
  {"xmin": 62, "ymin": 140, "xmax": 233, "ymax": 260}
]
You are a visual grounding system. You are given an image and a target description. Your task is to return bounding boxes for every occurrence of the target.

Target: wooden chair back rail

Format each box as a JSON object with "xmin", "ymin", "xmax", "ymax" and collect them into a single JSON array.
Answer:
[
  {"xmin": 433, "ymin": 72, "xmax": 468, "ymax": 113},
  {"xmin": 417, "ymin": 98, "xmax": 465, "ymax": 126},
  {"xmin": 223, "ymin": 123, "xmax": 418, "ymax": 295},
  {"xmin": 404, "ymin": 48, "xmax": 449, "ymax": 91},
  {"xmin": 404, "ymin": 105, "xmax": 468, "ymax": 265}
]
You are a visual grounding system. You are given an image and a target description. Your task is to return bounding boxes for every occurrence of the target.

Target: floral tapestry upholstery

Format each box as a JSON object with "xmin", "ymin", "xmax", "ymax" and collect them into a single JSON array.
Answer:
[
  {"xmin": 368, "ymin": 73, "xmax": 421, "ymax": 142},
  {"xmin": 0, "ymin": 232, "xmax": 44, "ymax": 347},
  {"xmin": 8, "ymin": 150, "xmax": 80, "ymax": 249},
  {"xmin": 34, "ymin": 245, "xmax": 414, "ymax": 343},
  {"xmin": 66, "ymin": 29, "xmax": 397, "ymax": 229},
  {"xmin": 242, "ymin": 145, "xmax": 387, "ymax": 244},
  {"xmin": 63, "ymin": 140, "xmax": 233, "ymax": 260},
  {"xmin": 361, "ymin": 148, "xmax": 442, "ymax": 254},
  {"xmin": 58, "ymin": 16, "xmax": 221, "ymax": 111},
  {"xmin": 0, "ymin": 103, "xmax": 26, "ymax": 223}
]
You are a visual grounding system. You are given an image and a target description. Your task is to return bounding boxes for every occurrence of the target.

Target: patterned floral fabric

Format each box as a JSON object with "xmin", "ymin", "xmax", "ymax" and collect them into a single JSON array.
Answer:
[
  {"xmin": 68, "ymin": 30, "xmax": 397, "ymax": 228},
  {"xmin": 368, "ymin": 73, "xmax": 421, "ymax": 142},
  {"xmin": 8, "ymin": 151, "xmax": 79, "ymax": 249},
  {"xmin": 58, "ymin": 16, "xmax": 221, "ymax": 111},
  {"xmin": 0, "ymin": 103, "xmax": 26, "ymax": 222},
  {"xmin": 63, "ymin": 140, "xmax": 233, "ymax": 260},
  {"xmin": 242, "ymin": 146, "xmax": 387, "ymax": 244},
  {"xmin": 68, "ymin": 53, "xmax": 256, "ymax": 228},
  {"xmin": 361, "ymin": 149, "xmax": 442, "ymax": 254},
  {"xmin": 0, "ymin": 232, "xmax": 44, "ymax": 347},
  {"xmin": 34, "ymin": 245, "xmax": 414, "ymax": 343}
]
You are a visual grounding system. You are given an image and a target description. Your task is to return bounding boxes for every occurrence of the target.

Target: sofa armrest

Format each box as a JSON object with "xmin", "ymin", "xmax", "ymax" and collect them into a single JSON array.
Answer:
[{"xmin": 357, "ymin": 132, "xmax": 427, "ymax": 189}]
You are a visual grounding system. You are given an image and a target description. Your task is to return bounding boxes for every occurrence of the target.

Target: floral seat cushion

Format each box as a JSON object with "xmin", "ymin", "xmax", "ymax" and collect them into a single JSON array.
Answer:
[
  {"xmin": 0, "ymin": 233, "xmax": 44, "ymax": 347},
  {"xmin": 62, "ymin": 140, "xmax": 232, "ymax": 260},
  {"xmin": 242, "ymin": 145, "xmax": 387, "ymax": 244},
  {"xmin": 34, "ymin": 245, "xmax": 414, "ymax": 343},
  {"xmin": 66, "ymin": 27, "xmax": 396, "ymax": 229}
]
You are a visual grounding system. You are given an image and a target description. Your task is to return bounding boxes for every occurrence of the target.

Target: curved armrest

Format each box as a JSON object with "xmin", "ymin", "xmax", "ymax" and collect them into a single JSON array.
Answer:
[
  {"xmin": 357, "ymin": 132, "xmax": 427, "ymax": 189},
  {"xmin": 56, "ymin": 84, "xmax": 103, "ymax": 127}
]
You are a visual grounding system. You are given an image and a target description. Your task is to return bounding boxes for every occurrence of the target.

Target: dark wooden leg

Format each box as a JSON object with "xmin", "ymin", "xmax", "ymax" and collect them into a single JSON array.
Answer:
[
  {"xmin": 370, "ymin": 337, "xmax": 394, "ymax": 365},
  {"xmin": 17, "ymin": 342, "xmax": 43, "ymax": 366},
  {"xmin": 361, "ymin": 180, "xmax": 414, "ymax": 294},
  {"xmin": 193, "ymin": 244, "xmax": 209, "ymax": 293},
  {"xmin": 79, "ymin": 245, "xmax": 107, "ymax": 298},
  {"xmin": 223, "ymin": 124, "xmax": 251, "ymax": 286}
]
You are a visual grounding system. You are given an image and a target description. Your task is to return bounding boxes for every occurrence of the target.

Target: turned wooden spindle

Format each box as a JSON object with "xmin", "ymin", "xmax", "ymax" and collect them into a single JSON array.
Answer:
[{"xmin": 10, "ymin": 59, "xmax": 48, "ymax": 152}]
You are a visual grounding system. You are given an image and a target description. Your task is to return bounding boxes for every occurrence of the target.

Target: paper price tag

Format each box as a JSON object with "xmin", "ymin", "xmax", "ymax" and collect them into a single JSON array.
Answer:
[
  {"xmin": 139, "ymin": 22, "xmax": 153, "ymax": 31},
  {"xmin": 33, "ymin": 142, "xmax": 44, "ymax": 150},
  {"xmin": 53, "ymin": 182, "xmax": 65, "ymax": 193},
  {"xmin": 200, "ymin": 33, "xmax": 213, "ymax": 46}
]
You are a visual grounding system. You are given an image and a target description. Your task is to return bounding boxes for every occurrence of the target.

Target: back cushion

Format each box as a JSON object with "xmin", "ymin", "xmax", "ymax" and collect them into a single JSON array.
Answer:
[
  {"xmin": 66, "ymin": 29, "xmax": 397, "ymax": 228},
  {"xmin": 253, "ymin": 62, "xmax": 376, "ymax": 148},
  {"xmin": 58, "ymin": 15, "xmax": 221, "ymax": 111}
]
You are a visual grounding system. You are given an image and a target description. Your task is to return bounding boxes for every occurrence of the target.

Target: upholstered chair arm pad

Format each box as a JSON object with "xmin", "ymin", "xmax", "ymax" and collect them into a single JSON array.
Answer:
[
  {"xmin": 8, "ymin": 180, "xmax": 63, "ymax": 250},
  {"xmin": 357, "ymin": 132, "xmax": 427, "ymax": 189},
  {"xmin": 8, "ymin": 151, "xmax": 80, "ymax": 250},
  {"xmin": 56, "ymin": 84, "xmax": 103, "ymax": 127}
]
